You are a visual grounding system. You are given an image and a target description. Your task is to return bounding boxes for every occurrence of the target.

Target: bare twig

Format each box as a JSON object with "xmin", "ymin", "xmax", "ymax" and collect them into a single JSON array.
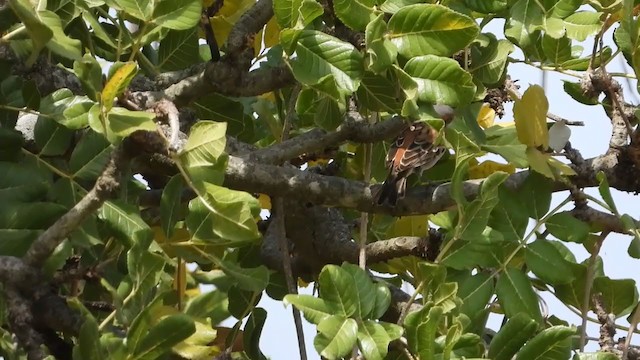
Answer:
[
  {"xmin": 274, "ymin": 85, "xmax": 308, "ymax": 360},
  {"xmin": 580, "ymin": 232, "xmax": 607, "ymax": 351}
]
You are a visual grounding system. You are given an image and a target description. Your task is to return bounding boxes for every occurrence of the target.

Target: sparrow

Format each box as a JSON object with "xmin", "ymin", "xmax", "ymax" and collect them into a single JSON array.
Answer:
[{"xmin": 375, "ymin": 105, "xmax": 454, "ymax": 206}]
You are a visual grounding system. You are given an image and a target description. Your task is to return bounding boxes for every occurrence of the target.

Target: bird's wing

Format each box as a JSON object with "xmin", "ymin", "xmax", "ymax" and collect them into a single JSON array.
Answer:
[{"xmin": 386, "ymin": 123, "xmax": 446, "ymax": 175}]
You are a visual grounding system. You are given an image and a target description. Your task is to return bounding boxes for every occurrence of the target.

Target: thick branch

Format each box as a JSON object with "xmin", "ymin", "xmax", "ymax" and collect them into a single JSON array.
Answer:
[
  {"xmin": 571, "ymin": 206, "xmax": 640, "ymax": 234},
  {"xmin": 226, "ymin": 0, "xmax": 274, "ymax": 55},
  {"xmin": 133, "ymin": 64, "xmax": 294, "ymax": 107},
  {"xmin": 250, "ymin": 115, "xmax": 406, "ymax": 164}
]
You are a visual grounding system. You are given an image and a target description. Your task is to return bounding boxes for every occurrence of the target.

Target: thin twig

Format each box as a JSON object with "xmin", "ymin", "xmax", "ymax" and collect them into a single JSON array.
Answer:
[
  {"xmin": 546, "ymin": 113, "xmax": 585, "ymax": 126},
  {"xmin": 274, "ymin": 85, "xmax": 308, "ymax": 360},
  {"xmin": 397, "ymin": 281, "xmax": 424, "ymax": 326},
  {"xmin": 624, "ymin": 305, "xmax": 640, "ymax": 359},
  {"xmin": 580, "ymin": 231, "xmax": 607, "ymax": 351}
]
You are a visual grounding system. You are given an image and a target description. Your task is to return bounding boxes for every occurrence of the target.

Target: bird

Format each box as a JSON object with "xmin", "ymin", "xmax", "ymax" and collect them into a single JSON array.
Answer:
[{"xmin": 375, "ymin": 105, "xmax": 454, "ymax": 206}]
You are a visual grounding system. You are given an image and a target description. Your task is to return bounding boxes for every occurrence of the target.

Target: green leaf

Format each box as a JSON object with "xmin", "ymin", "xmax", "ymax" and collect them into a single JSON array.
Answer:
[
  {"xmin": 186, "ymin": 183, "xmax": 260, "ymax": 245},
  {"xmin": 193, "ymin": 95, "xmax": 254, "ymax": 141},
  {"xmin": 470, "ymin": 35, "xmax": 515, "ymax": 86},
  {"xmin": 545, "ymin": 212, "xmax": 590, "ymax": 243},
  {"xmin": 0, "ymin": 160, "xmax": 50, "ymax": 203},
  {"xmin": 370, "ymin": 283, "xmax": 392, "ymax": 319},
  {"xmin": 298, "ymin": 0, "xmax": 324, "ymax": 27},
  {"xmin": 73, "ymin": 54, "xmax": 104, "ymax": 101},
  {"xmin": 228, "ymin": 287, "xmax": 261, "ymax": 319},
  {"xmin": 357, "ymin": 320, "xmax": 395, "ymax": 360},
  {"xmin": 526, "ymin": 239, "xmax": 576, "ymax": 284},
  {"xmin": 179, "ymin": 121, "xmax": 227, "ymax": 185},
  {"xmin": 596, "ymin": 171, "xmax": 618, "ymax": 213},
  {"xmin": 152, "ymin": 0, "xmax": 201, "ymax": 30},
  {"xmin": 403, "ymin": 55, "xmax": 476, "ymax": 107},
  {"xmin": 515, "ymin": 326, "xmax": 574, "ymax": 360},
  {"xmin": 388, "ymin": 4, "xmax": 479, "ymax": 58},
  {"xmin": 273, "ymin": 0, "xmax": 302, "ymax": 28},
  {"xmin": 288, "ymin": 30, "xmax": 364, "ymax": 94},
  {"xmin": 8, "ymin": 0, "xmax": 54, "ymax": 66},
  {"xmin": 244, "ymin": 308, "xmax": 268, "ymax": 360},
  {"xmin": 464, "ymin": 0, "xmax": 508, "ymax": 14},
  {"xmin": 38, "ymin": 10, "xmax": 82, "ymax": 61},
  {"xmin": 563, "ymin": 11, "xmax": 602, "ymax": 41},
  {"xmin": 34, "ymin": 118, "xmax": 73, "ymax": 156},
  {"xmin": 218, "ymin": 259, "xmax": 270, "ymax": 293},
  {"xmin": 455, "ymin": 172, "xmax": 509, "ymax": 240},
  {"xmin": 356, "ymin": 71, "xmax": 402, "ymax": 113},
  {"xmin": 73, "ymin": 314, "xmax": 102, "ymax": 360},
  {"xmin": 405, "ymin": 305, "xmax": 443, "ymax": 360},
  {"xmin": 542, "ymin": 35, "xmax": 573, "ymax": 64},
  {"xmin": 548, "ymin": 0, "xmax": 584, "ymax": 19},
  {"xmin": 134, "ymin": 314, "xmax": 196, "ymax": 360},
  {"xmin": 184, "ymin": 290, "xmax": 229, "ymax": 323},
  {"xmin": 69, "ymin": 130, "xmax": 112, "ymax": 180},
  {"xmin": 517, "ymin": 172, "xmax": 552, "ymax": 219},
  {"xmin": 0, "ymin": 128, "xmax": 24, "ymax": 161},
  {"xmin": 489, "ymin": 187, "xmax": 529, "ymax": 241},
  {"xmin": 157, "ymin": 28, "xmax": 200, "ymax": 72},
  {"xmin": 284, "ymin": 294, "xmax": 332, "ymax": 324},
  {"xmin": 318, "ymin": 264, "xmax": 358, "ymax": 317},
  {"xmin": 341, "ymin": 263, "xmax": 377, "ymax": 319},
  {"xmin": 488, "ymin": 313, "xmax": 538, "ymax": 360},
  {"xmin": 39, "ymin": 89, "xmax": 96, "ymax": 130},
  {"xmin": 160, "ymin": 175, "xmax": 183, "ymax": 238},
  {"xmin": 365, "ymin": 14, "xmax": 398, "ymax": 73},
  {"xmin": 504, "ymin": 0, "xmax": 545, "ymax": 50},
  {"xmin": 313, "ymin": 315, "xmax": 358, "ymax": 359},
  {"xmin": 333, "ymin": 0, "xmax": 377, "ymax": 31},
  {"xmin": 563, "ymin": 80, "xmax": 599, "ymax": 105},
  {"xmin": 100, "ymin": 200, "xmax": 153, "ymax": 247},
  {"xmin": 456, "ymin": 272, "xmax": 494, "ymax": 330},
  {"xmin": 379, "ymin": 0, "xmax": 424, "ymax": 14},
  {"xmin": 106, "ymin": 107, "xmax": 156, "ymax": 137},
  {"xmin": 593, "ymin": 277, "xmax": 638, "ymax": 317},
  {"xmin": 496, "ymin": 268, "xmax": 542, "ymax": 323},
  {"xmin": 106, "ymin": 0, "xmax": 153, "ymax": 20}
]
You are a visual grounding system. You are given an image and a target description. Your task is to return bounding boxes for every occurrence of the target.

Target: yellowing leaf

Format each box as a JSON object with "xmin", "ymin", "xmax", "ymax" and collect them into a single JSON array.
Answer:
[
  {"xmin": 526, "ymin": 147, "xmax": 554, "ymax": 179},
  {"xmin": 387, "ymin": 215, "xmax": 430, "ymax": 237},
  {"xmin": 210, "ymin": 17, "xmax": 233, "ymax": 48},
  {"xmin": 258, "ymin": 193, "xmax": 271, "ymax": 210},
  {"xmin": 514, "ymin": 85, "xmax": 549, "ymax": 149},
  {"xmin": 101, "ymin": 62, "xmax": 137, "ymax": 113},
  {"xmin": 307, "ymin": 159, "xmax": 330, "ymax": 167},
  {"xmin": 264, "ymin": 17, "xmax": 281, "ymax": 48},
  {"xmin": 259, "ymin": 92, "xmax": 276, "ymax": 102},
  {"xmin": 549, "ymin": 157, "xmax": 577, "ymax": 176},
  {"xmin": 218, "ymin": 0, "xmax": 256, "ymax": 20},
  {"xmin": 469, "ymin": 160, "xmax": 515, "ymax": 179},
  {"xmin": 477, "ymin": 103, "xmax": 496, "ymax": 128}
]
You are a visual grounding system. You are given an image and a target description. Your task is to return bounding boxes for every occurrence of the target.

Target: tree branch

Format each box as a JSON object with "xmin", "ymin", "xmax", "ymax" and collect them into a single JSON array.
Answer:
[
  {"xmin": 249, "ymin": 115, "xmax": 406, "ymax": 164},
  {"xmin": 24, "ymin": 147, "xmax": 128, "ymax": 267}
]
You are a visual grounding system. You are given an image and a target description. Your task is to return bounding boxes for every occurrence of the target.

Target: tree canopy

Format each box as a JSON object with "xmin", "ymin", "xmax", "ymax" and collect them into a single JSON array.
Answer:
[{"xmin": 1, "ymin": 0, "xmax": 640, "ymax": 359}]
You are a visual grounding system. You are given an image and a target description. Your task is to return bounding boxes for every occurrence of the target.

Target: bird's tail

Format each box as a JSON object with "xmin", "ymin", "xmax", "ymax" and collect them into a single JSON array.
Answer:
[{"xmin": 375, "ymin": 176, "xmax": 407, "ymax": 206}]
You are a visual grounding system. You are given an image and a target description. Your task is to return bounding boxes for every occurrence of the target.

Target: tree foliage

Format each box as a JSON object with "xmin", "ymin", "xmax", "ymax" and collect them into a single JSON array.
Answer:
[{"xmin": 1, "ymin": 0, "xmax": 640, "ymax": 359}]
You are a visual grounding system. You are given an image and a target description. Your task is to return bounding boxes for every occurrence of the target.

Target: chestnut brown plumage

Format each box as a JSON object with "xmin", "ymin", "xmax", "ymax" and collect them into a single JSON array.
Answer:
[{"xmin": 375, "ymin": 121, "xmax": 447, "ymax": 205}]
